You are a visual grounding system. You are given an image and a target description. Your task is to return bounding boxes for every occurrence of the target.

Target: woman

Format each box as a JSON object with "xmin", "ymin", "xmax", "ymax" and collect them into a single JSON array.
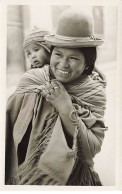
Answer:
[{"xmin": 5, "ymin": 8, "xmax": 107, "ymax": 185}]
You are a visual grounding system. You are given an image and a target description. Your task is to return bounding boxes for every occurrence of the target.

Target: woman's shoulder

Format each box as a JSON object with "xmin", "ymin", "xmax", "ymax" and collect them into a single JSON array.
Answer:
[
  {"xmin": 90, "ymin": 67, "xmax": 107, "ymax": 88},
  {"xmin": 16, "ymin": 65, "xmax": 50, "ymax": 93},
  {"xmin": 20, "ymin": 65, "xmax": 49, "ymax": 83},
  {"xmin": 24, "ymin": 64, "xmax": 50, "ymax": 78}
]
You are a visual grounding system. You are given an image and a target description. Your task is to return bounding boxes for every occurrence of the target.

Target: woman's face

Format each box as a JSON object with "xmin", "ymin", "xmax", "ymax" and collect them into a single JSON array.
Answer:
[{"xmin": 50, "ymin": 47, "xmax": 86, "ymax": 83}]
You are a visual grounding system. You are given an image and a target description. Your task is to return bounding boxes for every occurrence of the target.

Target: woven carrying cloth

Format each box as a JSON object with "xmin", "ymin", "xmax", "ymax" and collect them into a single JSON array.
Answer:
[{"xmin": 6, "ymin": 65, "xmax": 107, "ymax": 185}]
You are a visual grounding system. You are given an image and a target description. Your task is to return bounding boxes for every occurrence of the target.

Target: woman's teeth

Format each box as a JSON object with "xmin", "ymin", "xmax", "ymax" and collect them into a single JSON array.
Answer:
[{"xmin": 58, "ymin": 69, "xmax": 69, "ymax": 75}]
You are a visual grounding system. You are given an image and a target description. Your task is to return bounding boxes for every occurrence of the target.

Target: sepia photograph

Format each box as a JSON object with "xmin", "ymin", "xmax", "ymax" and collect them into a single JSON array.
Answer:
[{"xmin": 0, "ymin": 0, "xmax": 122, "ymax": 191}]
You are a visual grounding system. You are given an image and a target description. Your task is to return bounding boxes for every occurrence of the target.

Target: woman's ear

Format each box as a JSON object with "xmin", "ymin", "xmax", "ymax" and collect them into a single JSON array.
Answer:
[{"xmin": 85, "ymin": 66, "xmax": 89, "ymax": 70}]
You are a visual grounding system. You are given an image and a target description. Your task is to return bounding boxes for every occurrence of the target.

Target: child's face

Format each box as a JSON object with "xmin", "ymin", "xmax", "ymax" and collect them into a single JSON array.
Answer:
[{"xmin": 25, "ymin": 43, "xmax": 49, "ymax": 68}]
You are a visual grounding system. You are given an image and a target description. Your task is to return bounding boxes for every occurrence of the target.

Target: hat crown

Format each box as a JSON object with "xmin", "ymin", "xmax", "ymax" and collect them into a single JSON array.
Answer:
[
  {"xmin": 44, "ymin": 8, "xmax": 103, "ymax": 47},
  {"xmin": 56, "ymin": 9, "xmax": 94, "ymax": 38}
]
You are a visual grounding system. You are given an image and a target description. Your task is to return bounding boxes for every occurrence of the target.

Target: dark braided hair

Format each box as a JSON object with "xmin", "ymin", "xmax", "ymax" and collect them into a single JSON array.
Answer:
[{"xmin": 79, "ymin": 47, "xmax": 97, "ymax": 75}]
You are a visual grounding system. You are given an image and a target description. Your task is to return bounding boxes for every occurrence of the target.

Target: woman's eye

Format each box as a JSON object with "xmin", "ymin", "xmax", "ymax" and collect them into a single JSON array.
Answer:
[{"xmin": 70, "ymin": 57, "xmax": 79, "ymax": 60}]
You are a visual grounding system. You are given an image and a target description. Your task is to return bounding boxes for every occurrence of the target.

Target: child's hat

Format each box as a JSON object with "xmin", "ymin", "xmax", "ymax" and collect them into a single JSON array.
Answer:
[
  {"xmin": 45, "ymin": 8, "xmax": 104, "ymax": 48},
  {"xmin": 23, "ymin": 27, "xmax": 51, "ymax": 52}
]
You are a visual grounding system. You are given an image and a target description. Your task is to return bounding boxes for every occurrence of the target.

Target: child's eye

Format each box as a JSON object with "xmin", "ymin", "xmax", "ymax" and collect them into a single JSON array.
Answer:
[
  {"xmin": 34, "ymin": 48, "xmax": 39, "ymax": 51},
  {"xmin": 55, "ymin": 52, "xmax": 61, "ymax": 57},
  {"xmin": 27, "ymin": 52, "xmax": 31, "ymax": 56}
]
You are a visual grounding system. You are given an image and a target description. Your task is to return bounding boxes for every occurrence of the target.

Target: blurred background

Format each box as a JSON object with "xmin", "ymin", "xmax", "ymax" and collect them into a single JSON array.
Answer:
[{"xmin": 6, "ymin": 5, "xmax": 118, "ymax": 186}]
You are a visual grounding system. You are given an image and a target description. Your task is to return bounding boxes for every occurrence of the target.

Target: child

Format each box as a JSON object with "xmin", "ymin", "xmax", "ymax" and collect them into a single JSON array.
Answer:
[{"xmin": 23, "ymin": 27, "xmax": 51, "ymax": 69}]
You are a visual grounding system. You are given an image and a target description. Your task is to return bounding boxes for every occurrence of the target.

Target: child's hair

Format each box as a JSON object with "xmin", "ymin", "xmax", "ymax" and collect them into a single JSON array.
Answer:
[{"xmin": 23, "ymin": 26, "xmax": 51, "ymax": 53}]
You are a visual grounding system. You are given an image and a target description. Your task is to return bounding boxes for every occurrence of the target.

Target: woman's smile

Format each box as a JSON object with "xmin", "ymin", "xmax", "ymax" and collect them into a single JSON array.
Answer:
[
  {"xmin": 56, "ymin": 68, "xmax": 71, "ymax": 77},
  {"xmin": 58, "ymin": 69, "xmax": 70, "ymax": 75}
]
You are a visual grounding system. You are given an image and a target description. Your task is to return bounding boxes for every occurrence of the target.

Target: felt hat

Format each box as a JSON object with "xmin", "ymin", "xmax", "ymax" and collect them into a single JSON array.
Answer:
[
  {"xmin": 23, "ymin": 26, "xmax": 51, "ymax": 52},
  {"xmin": 45, "ymin": 9, "xmax": 104, "ymax": 48}
]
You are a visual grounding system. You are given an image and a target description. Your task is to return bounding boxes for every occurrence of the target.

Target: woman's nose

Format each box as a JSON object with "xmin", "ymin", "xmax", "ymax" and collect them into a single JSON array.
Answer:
[{"xmin": 59, "ymin": 58, "xmax": 69, "ymax": 68}]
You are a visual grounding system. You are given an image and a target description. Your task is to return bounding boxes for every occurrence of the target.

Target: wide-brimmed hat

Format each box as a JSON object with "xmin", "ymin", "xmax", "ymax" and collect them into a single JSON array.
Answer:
[
  {"xmin": 23, "ymin": 26, "xmax": 51, "ymax": 52},
  {"xmin": 44, "ymin": 9, "xmax": 104, "ymax": 48}
]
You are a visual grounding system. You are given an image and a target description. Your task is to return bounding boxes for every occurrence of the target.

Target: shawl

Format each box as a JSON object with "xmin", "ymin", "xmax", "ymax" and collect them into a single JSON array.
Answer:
[{"xmin": 6, "ymin": 65, "xmax": 107, "ymax": 185}]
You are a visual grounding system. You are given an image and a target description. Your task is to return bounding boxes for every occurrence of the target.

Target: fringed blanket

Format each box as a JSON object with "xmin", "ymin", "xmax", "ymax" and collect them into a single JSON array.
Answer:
[{"xmin": 6, "ymin": 65, "xmax": 107, "ymax": 185}]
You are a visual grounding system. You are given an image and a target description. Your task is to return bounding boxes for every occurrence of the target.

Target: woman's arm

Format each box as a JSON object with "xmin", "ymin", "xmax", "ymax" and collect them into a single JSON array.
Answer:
[{"xmin": 41, "ymin": 80, "xmax": 76, "ymax": 137}]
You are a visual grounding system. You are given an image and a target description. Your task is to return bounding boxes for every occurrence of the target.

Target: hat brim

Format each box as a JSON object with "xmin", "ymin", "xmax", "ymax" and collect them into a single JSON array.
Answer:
[{"xmin": 44, "ymin": 35, "xmax": 104, "ymax": 48}]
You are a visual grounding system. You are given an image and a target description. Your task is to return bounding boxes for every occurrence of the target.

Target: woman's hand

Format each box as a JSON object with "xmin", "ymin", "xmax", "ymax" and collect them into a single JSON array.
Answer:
[
  {"xmin": 41, "ymin": 80, "xmax": 77, "ymax": 137},
  {"xmin": 41, "ymin": 80, "xmax": 73, "ymax": 112}
]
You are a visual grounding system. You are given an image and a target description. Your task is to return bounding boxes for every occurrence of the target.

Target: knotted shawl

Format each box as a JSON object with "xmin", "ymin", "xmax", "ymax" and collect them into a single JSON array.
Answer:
[{"xmin": 6, "ymin": 64, "xmax": 107, "ymax": 185}]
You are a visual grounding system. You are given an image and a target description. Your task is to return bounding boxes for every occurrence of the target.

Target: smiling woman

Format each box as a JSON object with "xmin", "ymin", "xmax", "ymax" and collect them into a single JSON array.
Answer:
[{"xmin": 5, "ymin": 8, "xmax": 107, "ymax": 185}]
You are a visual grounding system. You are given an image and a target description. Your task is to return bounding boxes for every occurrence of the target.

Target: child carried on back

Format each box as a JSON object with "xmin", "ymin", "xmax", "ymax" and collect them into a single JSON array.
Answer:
[{"xmin": 23, "ymin": 27, "xmax": 50, "ymax": 69}]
